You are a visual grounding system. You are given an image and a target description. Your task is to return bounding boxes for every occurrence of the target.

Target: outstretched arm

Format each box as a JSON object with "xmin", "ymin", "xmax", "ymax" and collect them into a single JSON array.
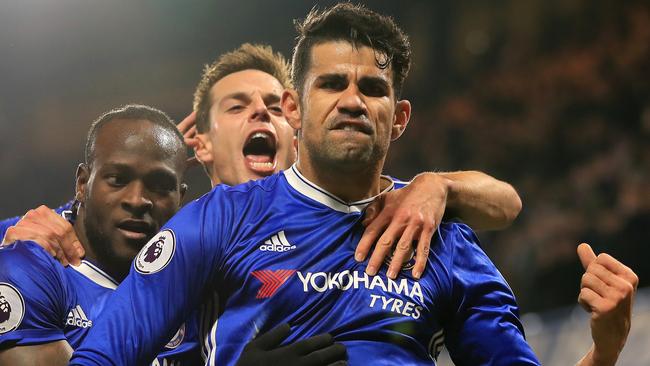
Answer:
[
  {"xmin": 575, "ymin": 244, "xmax": 638, "ymax": 366},
  {"xmin": 357, "ymin": 170, "xmax": 521, "ymax": 279},
  {"xmin": 438, "ymin": 170, "xmax": 522, "ymax": 230}
]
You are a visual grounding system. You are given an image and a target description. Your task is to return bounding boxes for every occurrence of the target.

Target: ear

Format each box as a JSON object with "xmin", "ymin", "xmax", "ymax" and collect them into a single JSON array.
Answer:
[
  {"xmin": 391, "ymin": 99, "xmax": 411, "ymax": 141},
  {"xmin": 281, "ymin": 89, "xmax": 302, "ymax": 131},
  {"xmin": 179, "ymin": 183, "xmax": 188, "ymax": 201},
  {"xmin": 75, "ymin": 163, "xmax": 90, "ymax": 203},
  {"xmin": 193, "ymin": 133, "xmax": 214, "ymax": 168}
]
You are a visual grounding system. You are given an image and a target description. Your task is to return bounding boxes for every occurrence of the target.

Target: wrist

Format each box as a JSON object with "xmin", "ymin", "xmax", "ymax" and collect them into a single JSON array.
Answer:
[{"xmin": 588, "ymin": 344, "xmax": 619, "ymax": 366}]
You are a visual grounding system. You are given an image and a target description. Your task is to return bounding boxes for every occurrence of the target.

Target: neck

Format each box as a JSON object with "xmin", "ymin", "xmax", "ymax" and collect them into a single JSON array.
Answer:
[
  {"xmin": 295, "ymin": 154, "xmax": 384, "ymax": 203},
  {"xmin": 73, "ymin": 214, "xmax": 128, "ymax": 283}
]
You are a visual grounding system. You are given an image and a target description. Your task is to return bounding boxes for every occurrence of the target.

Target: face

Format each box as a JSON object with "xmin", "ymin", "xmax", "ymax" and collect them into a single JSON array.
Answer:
[
  {"xmin": 289, "ymin": 41, "xmax": 410, "ymax": 173},
  {"xmin": 199, "ymin": 69, "xmax": 296, "ymax": 186},
  {"xmin": 77, "ymin": 119, "xmax": 185, "ymax": 274}
]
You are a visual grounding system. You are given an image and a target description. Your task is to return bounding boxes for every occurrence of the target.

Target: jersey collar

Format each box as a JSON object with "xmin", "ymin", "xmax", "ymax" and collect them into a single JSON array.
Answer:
[
  {"xmin": 70, "ymin": 260, "xmax": 119, "ymax": 289},
  {"xmin": 284, "ymin": 164, "xmax": 394, "ymax": 214}
]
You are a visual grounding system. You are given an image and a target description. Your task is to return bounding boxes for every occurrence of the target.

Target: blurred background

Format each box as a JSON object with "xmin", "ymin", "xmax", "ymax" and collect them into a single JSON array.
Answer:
[{"xmin": 1, "ymin": 0, "xmax": 648, "ymax": 363}]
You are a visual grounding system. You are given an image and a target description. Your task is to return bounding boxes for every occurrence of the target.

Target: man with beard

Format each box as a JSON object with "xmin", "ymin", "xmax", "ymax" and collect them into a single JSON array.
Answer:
[{"xmin": 69, "ymin": 4, "xmax": 637, "ymax": 366}]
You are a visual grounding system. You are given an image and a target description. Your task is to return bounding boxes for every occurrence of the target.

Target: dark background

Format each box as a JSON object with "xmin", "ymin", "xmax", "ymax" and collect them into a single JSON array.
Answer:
[{"xmin": 1, "ymin": 0, "xmax": 648, "ymax": 313}]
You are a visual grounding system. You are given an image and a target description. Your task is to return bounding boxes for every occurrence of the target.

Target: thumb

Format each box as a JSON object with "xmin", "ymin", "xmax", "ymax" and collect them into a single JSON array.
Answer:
[{"xmin": 577, "ymin": 243, "xmax": 597, "ymax": 270}]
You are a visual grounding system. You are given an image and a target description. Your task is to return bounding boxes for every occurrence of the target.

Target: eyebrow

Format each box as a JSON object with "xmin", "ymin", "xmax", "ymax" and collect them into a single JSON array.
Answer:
[{"xmin": 220, "ymin": 92, "xmax": 281, "ymax": 106}]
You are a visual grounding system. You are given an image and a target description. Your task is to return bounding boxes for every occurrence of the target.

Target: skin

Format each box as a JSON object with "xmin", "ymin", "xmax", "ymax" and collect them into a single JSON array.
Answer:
[
  {"xmin": 576, "ymin": 243, "xmax": 638, "ymax": 366},
  {"xmin": 282, "ymin": 42, "xmax": 410, "ymax": 202},
  {"xmin": 0, "ymin": 119, "xmax": 188, "ymax": 365},
  {"xmin": 194, "ymin": 69, "xmax": 296, "ymax": 187},
  {"xmin": 74, "ymin": 119, "xmax": 187, "ymax": 282}
]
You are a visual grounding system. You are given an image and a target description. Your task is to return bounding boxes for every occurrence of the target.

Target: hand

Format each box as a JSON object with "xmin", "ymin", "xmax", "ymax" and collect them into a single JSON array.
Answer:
[
  {"xmin": 356, "ymin": 173, "xmax": 449, "ymax": 280},
  {"xmin": 577, "ymin": 243, "xmax": 638, "ymax": 366},
  {"xmin": 237, "ymin": 323, "xmax": 347, "ymax": 366},
  {"xmin": 176, "ymin": 111, "xmax": 200, "ymax": 167},
  {"xmin": 2, "ymin": 205, "xmax": 84, "ymax": 266}
]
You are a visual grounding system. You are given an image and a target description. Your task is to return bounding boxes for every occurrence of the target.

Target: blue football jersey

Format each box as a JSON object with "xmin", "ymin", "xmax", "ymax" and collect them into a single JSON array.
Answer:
[
  {"xmin": 0, "ymin": 200, "xmax": 74, "ymax": 239},
  {"xmin": 0, "ymin": 241, "xmax": 200, "ymax": 365},
  {"xmin": 71, "ymin": 164, "xmax": 540, "ymax": 365}
]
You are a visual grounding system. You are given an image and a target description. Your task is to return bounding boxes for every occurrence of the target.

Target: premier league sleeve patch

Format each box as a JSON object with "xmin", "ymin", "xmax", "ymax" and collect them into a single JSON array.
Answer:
[
  {"xmin": 0, "ymin": 283, "xmax": 25, "ymax": 334},
  {"xmin": 135, "ymin": 229, "xmax": 176, "ymax": 275}
]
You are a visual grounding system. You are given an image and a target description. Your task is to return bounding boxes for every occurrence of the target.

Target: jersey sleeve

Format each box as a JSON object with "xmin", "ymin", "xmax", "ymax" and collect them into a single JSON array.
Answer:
[
  {"xmin": 441, "ymin": 224, "xmax": 540, "ymax": 365},
  {"xmin": 0, "ymin": 241, "xmax": 68, "ymax": 348},
  {"xmin": 0, "ymin": 200, "xmax": 75, "ymax": 239},
  {"xmin": 70, "ymin": 189, "xmax": 233, "ymax": 366}
]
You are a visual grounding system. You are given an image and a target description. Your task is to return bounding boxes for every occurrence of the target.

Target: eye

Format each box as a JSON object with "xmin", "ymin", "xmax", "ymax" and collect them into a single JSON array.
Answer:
[
  {"xmin": 227, "ymin": 105, "xmax": 245, "ymax": 113},
  {"xmin": 146, "ymin": 175, "xmax": 178, "ymax": 194},
  {"xmin": 268, "ymin": 105, "xmax": 283, "ymax": 115},
  {"xmin": 359, "ymin": 80, "xmax": 389, "ymax": 97},
  {"xmin": 319, "ymin": 78, "xmax": 347, "ymax": 91},
  {"xmin": 106, "ymin": 174, "xmax": 128, "ymax": 187}
]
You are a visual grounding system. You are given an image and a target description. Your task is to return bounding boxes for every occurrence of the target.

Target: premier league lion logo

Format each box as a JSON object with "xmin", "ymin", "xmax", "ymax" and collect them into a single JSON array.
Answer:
[
  {"xmin": 135, "ymin": 229, "xmax": 176, "ymax": 275},
  {"xmin": 0, "ymin": 293, "xmax": 11, "ymax": 323},
  {"xmin": 143, "ymin": 236, "xmax": 165, "ymax": 263}
]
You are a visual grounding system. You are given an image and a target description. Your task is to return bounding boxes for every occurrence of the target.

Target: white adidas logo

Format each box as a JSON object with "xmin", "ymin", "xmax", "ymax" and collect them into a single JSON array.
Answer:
[
  {"xmin": 66, "ymin": 305, "xmax": 93, "ymax": 328},
  {"xmin": 259, "ymin": 231, "xmax": 296, "ymax": 252}
]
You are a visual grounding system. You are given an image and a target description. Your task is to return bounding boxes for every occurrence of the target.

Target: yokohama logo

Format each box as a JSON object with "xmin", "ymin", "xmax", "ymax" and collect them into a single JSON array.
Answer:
[{"xmin": 251, "ymin": 269, "xmax": 296, "ymax": 299}]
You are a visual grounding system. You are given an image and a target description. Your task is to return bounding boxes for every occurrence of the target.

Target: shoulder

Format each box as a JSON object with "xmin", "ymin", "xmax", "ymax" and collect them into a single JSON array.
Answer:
[{"xmin": 0, "ymin": 241, "xmax": 61, "ymax": 276}]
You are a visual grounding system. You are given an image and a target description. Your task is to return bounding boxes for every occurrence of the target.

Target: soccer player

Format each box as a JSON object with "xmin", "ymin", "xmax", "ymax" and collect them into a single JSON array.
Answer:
[
  {"xmin": 68, "ymin": 5, "xmax": 541, "ymax": 365},
  {"xmin": 0, "ymin": 105, "xmax": 202, "ymax": 365}
]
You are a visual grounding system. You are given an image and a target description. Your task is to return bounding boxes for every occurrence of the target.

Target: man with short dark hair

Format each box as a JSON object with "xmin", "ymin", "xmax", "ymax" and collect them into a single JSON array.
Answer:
[{"xmin": 0, "ymin": 105, "xmax": 200, "ymax": 365}]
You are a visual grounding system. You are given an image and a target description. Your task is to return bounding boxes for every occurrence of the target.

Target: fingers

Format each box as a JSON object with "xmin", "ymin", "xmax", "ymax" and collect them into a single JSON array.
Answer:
[
  {"xmin": 411, "ymin": 225, "xmax": 433, "ymax": 279},
  {"xmin": 356, "ymin": 198, "xmax": 387, "ymax": 263},
  {"xmin": 289, "ymin": 333, "xmax": 334, "ymax": 355},
  {"xmin": 578, "ymin": 287, "xmax": 600, "ymax": 313},
  {"xmin": 577, "ymin": 243, "xmax": 597, "ymax": 270},
  {"xmin": 3, "ymin": 225, "xmax": 60, "ymax": 259},
  {"xmin": 177, "ymin": 111, "xmax": 197, "ymax": 136},
  {"xmin": 252, "ymin": 323, "xmax": 291, "ymax": 350},
  {"xmin": 365, "ymin": 220, "xmax": 403, "ymax": 276},
  {"xmin": 386, "ymin": 223, "xmax": 418, "ymax": 279},
  {"xmin": 29, "ymin": 206, "xmax": 83, "ymax": 265},
  {"xmin": 301, "ymin": 342, "xmax": 347, "ymax": 366}
]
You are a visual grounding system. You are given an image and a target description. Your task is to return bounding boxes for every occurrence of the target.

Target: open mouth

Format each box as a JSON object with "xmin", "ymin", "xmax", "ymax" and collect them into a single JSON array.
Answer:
[{"xmin": 243, "ymin": 131, "xmax": 277, "ymax": 175}]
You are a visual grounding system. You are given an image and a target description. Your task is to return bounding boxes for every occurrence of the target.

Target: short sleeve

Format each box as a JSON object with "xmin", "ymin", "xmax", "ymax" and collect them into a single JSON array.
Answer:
[{"xmin": 0, "ymin": 241, "xmax": 68, "ymax": 348}]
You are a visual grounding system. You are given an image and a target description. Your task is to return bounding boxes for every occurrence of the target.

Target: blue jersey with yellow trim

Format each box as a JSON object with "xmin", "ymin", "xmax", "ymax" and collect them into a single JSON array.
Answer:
[
  {"xmin": 71, "ymin": 165, "xmax": 540, "ymax": 365},
  {"xmin": 0, "ymin": 241, "xmax": 200, "ymax": 365}
]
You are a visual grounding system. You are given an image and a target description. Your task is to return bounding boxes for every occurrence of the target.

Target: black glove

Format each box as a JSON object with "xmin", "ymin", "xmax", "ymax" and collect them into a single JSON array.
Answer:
[{"xmin": 236, "ymin": 323, "xmax": 347, "ymax": 366}]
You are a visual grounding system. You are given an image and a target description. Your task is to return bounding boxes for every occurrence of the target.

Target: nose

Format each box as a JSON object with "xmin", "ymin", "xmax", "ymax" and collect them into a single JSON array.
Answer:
[
  {"xmin": 249, "ymin": 95, "xmax": 271, "ymax": 123},
  {"xmin": 337, "ymin": 83, "xmax": 367, "ymax": 118},
  {"xmin": 121, "ymin": 181, "xmax": 153, "ymax": 216}
]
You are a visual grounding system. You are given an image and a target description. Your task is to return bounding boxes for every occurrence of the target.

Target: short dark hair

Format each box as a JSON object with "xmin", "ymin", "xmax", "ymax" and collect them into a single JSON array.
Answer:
[
  {"xmin": 291, "ymin": 3, "xmax": 411, "ymax": 99},
  {"xmin": 84, "ymin": 104, "xmax": 185, "ymax": 165},
  {"xmin": 193, "ymin": 43, "xmax": 292, "ymax": 133}
]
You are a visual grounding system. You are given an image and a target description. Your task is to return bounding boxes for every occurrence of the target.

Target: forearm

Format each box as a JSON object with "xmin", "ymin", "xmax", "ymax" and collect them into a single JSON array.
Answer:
[
  {"xmin": 437, "ymin": 170, "xmax": 522, "ymax": 230},
  {"xmin": 576, "ymin": 344, "xmax": 619, "ymax": 366}
]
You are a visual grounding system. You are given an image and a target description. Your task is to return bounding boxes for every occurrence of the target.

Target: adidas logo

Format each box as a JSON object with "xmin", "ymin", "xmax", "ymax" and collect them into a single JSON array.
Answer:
[
  {"xmin": 259, "ymin": 231, "xmax": 296, "ymax": 252},
  {"xmin": 66, "ymin": 305, "xmax": 93, "ymax": 328}
]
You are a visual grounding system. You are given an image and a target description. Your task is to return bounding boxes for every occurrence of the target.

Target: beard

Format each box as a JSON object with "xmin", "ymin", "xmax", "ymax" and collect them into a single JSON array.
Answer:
[{"xmin": 82, "ymin": 205, "xmax": 134, "ymax": 282}]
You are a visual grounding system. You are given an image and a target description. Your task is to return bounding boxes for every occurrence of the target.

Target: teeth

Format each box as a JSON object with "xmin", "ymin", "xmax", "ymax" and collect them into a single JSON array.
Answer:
[
  {"xmin": 250, "ymin": 162, "xmax": 273, "ymax": 169},
  {"xmin": 251, "ymin": 132, "xmax": 270, "ymax": 140}
]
